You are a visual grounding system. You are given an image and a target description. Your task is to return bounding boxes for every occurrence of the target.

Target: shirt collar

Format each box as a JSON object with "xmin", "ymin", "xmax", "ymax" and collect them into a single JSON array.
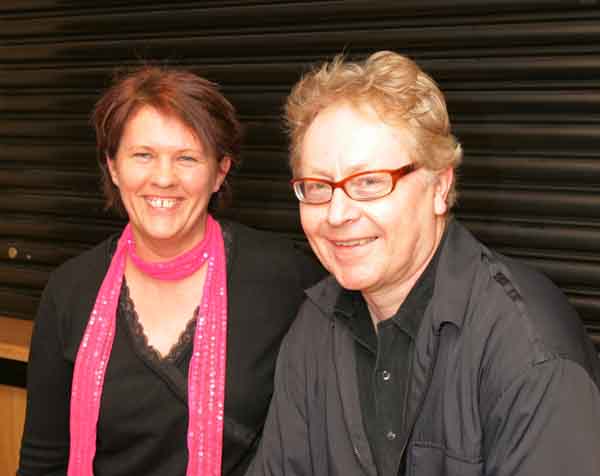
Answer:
[{"xmin": 334, "ymin": 229, "xmax": 446, "ymax": 341}]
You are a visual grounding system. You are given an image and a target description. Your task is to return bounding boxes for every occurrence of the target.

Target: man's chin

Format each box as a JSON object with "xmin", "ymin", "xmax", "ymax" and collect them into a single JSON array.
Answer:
[{"xmin": 333, "ymin": 272, "xmax": 372, "ymax": 292}]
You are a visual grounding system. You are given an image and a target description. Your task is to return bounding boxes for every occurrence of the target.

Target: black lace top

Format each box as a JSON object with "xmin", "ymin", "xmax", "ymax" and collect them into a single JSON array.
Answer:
[
  {"xmin": 120, "ymin": 280, "xmax": 198, "ymax": 366},
  {"xmin": 119, "ymin": 221, "xmax": 235, "ymax": 366}
]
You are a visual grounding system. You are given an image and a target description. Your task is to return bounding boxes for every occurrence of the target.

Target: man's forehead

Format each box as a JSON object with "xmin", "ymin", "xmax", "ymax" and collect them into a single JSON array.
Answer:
[{"xmin": 300, "ymin": 104, "xmax": 415, "ymax": 174}]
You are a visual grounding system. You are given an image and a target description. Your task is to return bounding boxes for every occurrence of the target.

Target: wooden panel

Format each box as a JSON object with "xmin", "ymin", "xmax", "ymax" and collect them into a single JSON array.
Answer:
[
  {"xmin": 0, "ymin": 384, "xmax": 27, "ymax": 476},
  {"xmin": 0, "ymin": 316, "xmax": 33, "ymax": 362}
]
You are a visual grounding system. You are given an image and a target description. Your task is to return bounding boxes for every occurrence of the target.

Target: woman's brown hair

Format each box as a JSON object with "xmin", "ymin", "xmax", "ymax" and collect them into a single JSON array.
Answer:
[{"xmin": 92, "ymin": 66, "xmax": 242, "ymax": 215}]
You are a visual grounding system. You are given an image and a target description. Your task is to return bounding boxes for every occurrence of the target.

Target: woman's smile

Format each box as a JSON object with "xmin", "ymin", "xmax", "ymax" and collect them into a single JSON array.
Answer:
[
  {"xmin": 145, "ymin": 196, "xmax": 179, "ymax": 209},
  {"xmin": 107, "ymin": 106, "xmax": 230, "ymax": 260}
]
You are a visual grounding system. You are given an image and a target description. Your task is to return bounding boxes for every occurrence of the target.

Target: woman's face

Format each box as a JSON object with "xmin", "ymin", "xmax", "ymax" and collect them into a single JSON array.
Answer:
[{"xmin": 108, "ymin": 106, "xmax": 230, "ymax": 260}]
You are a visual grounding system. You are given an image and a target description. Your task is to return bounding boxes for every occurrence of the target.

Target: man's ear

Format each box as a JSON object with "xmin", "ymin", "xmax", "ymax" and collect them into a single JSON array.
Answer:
[{"xmin": 433, "ymin": 167, "xmax": 453, "ymax": 216}]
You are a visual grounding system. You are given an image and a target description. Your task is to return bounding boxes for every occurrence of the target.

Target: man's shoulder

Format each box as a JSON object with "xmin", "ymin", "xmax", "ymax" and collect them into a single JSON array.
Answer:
[
  {"xmin": 443, "ymin": 220, "xmax": 590, "ymax": 363},
  {"xmin": 434, "ymin": 237, "xmax": 600, "ymax": 427},
  {"xmin": 450, "ymin": 242, "xmax": 600, "ymax": 398},
  {"xmin": 489, "ymin": 251, "xmax": 593, "ymax": 364},
  {"xmin": 439, "ymin": 221, "xmax": 598, "ymax": 385}
]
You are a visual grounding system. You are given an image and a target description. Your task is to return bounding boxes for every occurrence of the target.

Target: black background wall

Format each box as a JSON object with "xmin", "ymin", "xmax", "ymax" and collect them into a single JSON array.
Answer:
[{"xmin": 1, "ymin": 1, "xmax": 599, "ymax": 349}]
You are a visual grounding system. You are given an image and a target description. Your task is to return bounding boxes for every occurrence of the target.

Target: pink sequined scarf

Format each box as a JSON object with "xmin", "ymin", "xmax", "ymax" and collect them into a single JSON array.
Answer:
[{"xmin": 68, "ymin": 215, "xmax": 227, "ymax": 476}]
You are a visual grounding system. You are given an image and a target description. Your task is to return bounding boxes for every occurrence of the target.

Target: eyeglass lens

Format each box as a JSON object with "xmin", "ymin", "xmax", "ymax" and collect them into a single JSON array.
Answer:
[{"xmin": 296, "ymin": 172, "xmax": 394, "ymax": 203}]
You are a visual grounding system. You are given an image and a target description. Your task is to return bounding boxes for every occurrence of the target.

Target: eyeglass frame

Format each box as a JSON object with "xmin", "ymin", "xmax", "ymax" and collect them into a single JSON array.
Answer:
[{"xmin": 290, "ymin": 163, "xmax": 420, "ymax": 205}]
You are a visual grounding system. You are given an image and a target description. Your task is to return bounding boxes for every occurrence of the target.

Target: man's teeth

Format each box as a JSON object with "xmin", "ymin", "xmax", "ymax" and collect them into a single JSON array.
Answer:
[
  {"xmin": 147, "ymin": 198, "xmax": 177, "ymax": 208},
  {"xmin": 334, "ymin": 238, "xmax": 375, "ymax": 247}
]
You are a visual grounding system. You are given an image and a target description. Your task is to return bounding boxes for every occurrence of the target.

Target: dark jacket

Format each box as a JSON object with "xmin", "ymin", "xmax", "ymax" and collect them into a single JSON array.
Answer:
[
  {"xmin": 19, "ymin": 220, "xmax": 324, "ymax": 476},
  {"xmin": 248, "ymin": 220, "xmax": 600, "ymax": 476}
]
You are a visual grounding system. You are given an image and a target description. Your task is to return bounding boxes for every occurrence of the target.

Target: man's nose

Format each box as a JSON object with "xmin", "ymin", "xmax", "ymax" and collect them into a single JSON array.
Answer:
[{"xmin": 327, "ymin": 187, "xmax": 360, "ymax": 226}]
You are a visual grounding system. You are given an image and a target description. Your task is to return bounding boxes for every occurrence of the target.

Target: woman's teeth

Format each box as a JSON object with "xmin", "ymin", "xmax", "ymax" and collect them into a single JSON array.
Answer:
[{"xmin": 147, "ymin": 198, "xmax": 177, "ymax": 209}]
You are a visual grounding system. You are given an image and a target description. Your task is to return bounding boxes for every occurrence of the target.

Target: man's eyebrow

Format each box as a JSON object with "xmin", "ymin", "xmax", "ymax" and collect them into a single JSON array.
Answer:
[{"xmin": 301, "ymin": 161, "xmax": 370, "ymax": 178}]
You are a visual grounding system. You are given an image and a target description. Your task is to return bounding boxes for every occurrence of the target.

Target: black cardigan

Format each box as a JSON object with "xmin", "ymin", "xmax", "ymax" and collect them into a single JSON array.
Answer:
[{"xmin": 19, "ymin": 220, "xmax": 324, "ymax": 476}]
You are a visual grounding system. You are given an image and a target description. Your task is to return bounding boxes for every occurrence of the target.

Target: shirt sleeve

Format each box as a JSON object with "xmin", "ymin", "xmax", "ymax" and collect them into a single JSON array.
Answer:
[
  {"xmin": 246, "ymin": 320, "xmax": 314, "ymax": 476},
  {"xmin": 293, "ymin": 242, "xmax": 326, "ymax": 291},
  {"xmin": 482, "ymin": 356, "xmax": 600, "ymax": 476},
  {"xmin": 18, "ymin": 276, "xmax": 71, "ymax": 476}
]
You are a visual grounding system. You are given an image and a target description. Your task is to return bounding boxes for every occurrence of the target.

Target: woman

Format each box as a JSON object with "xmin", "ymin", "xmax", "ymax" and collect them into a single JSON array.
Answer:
[{"xmin": 18, "ymin": 66, "xmax": 323, "ymax": 476}]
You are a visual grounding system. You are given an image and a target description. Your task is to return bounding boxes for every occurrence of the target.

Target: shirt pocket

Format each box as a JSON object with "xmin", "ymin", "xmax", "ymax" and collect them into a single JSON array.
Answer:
[{"xmin": 407, "ymin": 442, "xmax": 483, "ymax": 476}]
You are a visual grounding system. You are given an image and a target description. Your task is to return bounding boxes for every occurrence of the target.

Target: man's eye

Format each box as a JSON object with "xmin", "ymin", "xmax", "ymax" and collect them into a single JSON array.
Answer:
[
  {"xmin": 179, "ymin": 155, "xmax": 198, "ymax": 162},
  {"xmin": 304, "ymin": 182, "xmax": 330, "ymax": 195},
  {"xmin": 354, "ymin": 175, "xmax": 386, "ymax": 188},
  {"xmin": 306, "ymin": 182, "xmax": 327, "ymax": 190}
]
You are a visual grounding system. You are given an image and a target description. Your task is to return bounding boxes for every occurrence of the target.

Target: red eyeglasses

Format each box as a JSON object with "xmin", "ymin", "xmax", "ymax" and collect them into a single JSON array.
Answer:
[{"xmin": 290, "ymin": 163, "xmax": 419, "ymax": 204}]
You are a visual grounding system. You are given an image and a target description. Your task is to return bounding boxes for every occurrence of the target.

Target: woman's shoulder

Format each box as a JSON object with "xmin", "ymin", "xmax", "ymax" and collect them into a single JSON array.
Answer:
[
  {"xmin": 35, "ymin": 235, "xmax": 119, "ymax": 354},
  {"xmin": 222, "ymin": 218, "xmax": 301, "ymax": 260},
  {"xmin": 221, "ymin": 218, "xmax": 291, "ymax": 245},
  {"xmin": 220, "ymin": 219, "xmax": 325, "ymax": 285},
  {"xmin": 44, "ymin": 234, "xmax": 117, "ymax": 301}
]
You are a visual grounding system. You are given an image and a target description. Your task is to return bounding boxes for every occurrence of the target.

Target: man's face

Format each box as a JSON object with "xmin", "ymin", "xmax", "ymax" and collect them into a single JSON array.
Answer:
[{"xmin": 298, "ymin": 103, "xmax": 452, "ymax": 303}]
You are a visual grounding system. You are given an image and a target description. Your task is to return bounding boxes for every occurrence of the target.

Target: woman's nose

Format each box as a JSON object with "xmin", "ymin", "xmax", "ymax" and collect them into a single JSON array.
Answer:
[
  {"xmin": 327, "ymin": 188, "xmax": 360, "ymax": 226},
  {"xmin": 151, "ymin": 157, "xmax": 176, "ymax": 187}
]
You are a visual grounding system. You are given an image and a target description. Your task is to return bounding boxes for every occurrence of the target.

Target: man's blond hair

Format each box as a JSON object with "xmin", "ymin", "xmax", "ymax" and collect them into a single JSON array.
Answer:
[{"xmin": 285, "ymin": 51, "xmax": 463, "ymax": 207}]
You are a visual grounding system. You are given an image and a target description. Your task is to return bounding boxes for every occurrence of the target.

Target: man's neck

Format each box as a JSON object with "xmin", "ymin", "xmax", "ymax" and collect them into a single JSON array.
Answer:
[{"xmin": 363, "ymin": 219, "xmax": 446, "ymax": 326}]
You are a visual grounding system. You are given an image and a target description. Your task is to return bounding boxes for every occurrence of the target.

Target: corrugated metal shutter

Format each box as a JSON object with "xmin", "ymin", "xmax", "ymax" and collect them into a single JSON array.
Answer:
[{"xmin": 1, "ymin": 1, "xmax": 599, "ymax": 348}]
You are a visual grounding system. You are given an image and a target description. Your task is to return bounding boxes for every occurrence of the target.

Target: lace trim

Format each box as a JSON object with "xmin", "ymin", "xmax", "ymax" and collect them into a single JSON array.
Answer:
[
  {"xmin": 115, "ymin": 221, "xmax": 233, "ymax": 366},
  {"xmin": 119, "ymin": 280, "xmax": 198, "ymax": 365}
]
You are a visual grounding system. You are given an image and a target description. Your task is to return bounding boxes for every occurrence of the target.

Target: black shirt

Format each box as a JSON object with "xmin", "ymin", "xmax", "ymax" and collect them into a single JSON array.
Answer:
[{"xmin": 334, "ymin": 247, "xmax": 441, "ymax": 476}]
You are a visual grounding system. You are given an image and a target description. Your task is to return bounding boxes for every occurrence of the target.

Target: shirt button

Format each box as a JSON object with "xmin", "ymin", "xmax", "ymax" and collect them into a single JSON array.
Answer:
[
  {"xmin": 381, "ymin": 370, "xmax": 391, "ymax": 381},
  {"xmin": 386, "ymin": 430, "xmax": 397, "ymax": 441}
]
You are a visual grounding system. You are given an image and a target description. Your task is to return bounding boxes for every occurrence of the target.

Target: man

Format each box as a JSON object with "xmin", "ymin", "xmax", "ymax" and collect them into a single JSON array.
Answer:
[{"xmin": 248, "ymin": 51, "xmax": 600, "ymax": 475}]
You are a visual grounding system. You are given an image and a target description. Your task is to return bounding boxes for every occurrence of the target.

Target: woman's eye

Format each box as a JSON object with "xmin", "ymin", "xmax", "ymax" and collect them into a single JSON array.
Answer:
[{"xmin": 133, "ymin": 152, "xmax": 152, "ymax": 160}]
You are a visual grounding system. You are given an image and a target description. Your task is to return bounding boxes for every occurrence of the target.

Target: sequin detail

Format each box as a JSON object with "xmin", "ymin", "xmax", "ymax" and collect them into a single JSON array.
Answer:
[{"xmin": 68, "ymin": 216, "xmax": 227, "ymax": 476}]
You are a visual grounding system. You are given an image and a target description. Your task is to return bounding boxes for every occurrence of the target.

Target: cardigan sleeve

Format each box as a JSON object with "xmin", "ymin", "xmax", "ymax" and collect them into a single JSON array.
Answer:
[
  {"xmin": 482, "ymin": 356, "xmax": 600, "ymax": 476},
  {"xmin": 18, "ymin": 274, "xmax": 71, "ymax": 476}
]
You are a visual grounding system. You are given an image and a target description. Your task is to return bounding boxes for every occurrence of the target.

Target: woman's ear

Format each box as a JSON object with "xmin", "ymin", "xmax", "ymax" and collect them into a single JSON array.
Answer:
[
  {"xmin": 106, "ymin": 156, "xmax": 119, "ymax": 187},
  {"xmin": 213, "ymin": 156, "xmax": 232, "ymax": 192},
  {"xmin": 433, "ymin": 167, "xmax": 453, "ymax": 216}
]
